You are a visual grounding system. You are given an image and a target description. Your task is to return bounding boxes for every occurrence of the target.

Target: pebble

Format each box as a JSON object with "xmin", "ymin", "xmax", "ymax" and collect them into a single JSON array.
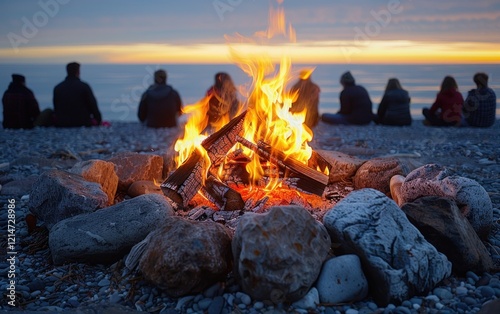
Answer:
[
  {"xmin": 1, "ymin": 122, "xmax": 500, "ymax": 313},
  {"xmin": 97, "ymin": 278, "xmax": 110, "ymax": 287},
  {"xmin": 456, "ymin": 286, "xmax": 469, "ymax": 296}
]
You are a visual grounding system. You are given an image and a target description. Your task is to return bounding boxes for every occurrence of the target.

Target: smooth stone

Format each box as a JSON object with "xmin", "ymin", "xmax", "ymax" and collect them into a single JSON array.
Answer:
[
  {"xmin": 477, "ymin": 286, "xmax": 495, "ymax": 298},
  {"xmin": 433, "ymin": 287, "xmax": 453, "ymax": 300},
  {"xmin": 291, "ymin": 287, "xmax": 320, "ymax": 310},
  {"xmin": 207, "ymin": 296, "xmax": 225, "ymax": 314},
  {"xmin": 315, "ymin": 254, "xmax": 369, "ymax": 304}
]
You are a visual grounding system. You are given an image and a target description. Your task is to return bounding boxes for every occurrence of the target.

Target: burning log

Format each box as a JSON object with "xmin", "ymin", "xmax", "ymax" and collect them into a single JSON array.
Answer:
[
  {"xmin": 236, "ymin": 136, "xmax": 328, "ymax": 196},
  {"xmin": 162, "ymin": 113, "xmax": 247, "ymax": 210},
  {"xmin": 200, "ymin": 175, "xmax": 245, "ymax": 211},
  {"xmin": 202, "ymin": 110, "xmax": 247, "ymax": 166},
  {"xmin": 160, "ymin": 149, "xmax": 208, "ymax": 208}
]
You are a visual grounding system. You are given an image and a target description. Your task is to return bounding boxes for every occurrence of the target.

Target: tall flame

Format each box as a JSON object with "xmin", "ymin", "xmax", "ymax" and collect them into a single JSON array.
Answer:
[
  {"xmin": 228, "ymin": 1, "xmax": 313, "ymax": 189},
  {"xmin": 174, "ymin": 0, "xmax": 315, "ymax": 191}
]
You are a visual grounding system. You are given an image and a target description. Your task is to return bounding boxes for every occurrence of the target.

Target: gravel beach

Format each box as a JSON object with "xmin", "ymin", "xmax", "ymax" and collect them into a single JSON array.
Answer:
[{"xmin": 1, "ymin": 120, "xmax": 499, "ymax": 313}]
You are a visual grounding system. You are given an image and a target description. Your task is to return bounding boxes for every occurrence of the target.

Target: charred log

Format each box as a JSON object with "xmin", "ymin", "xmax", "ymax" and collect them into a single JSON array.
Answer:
[
  {"xmin": 202, "ymin": 111, "xmax": 247, "ymax": 166},
  {"xmin": 236, "ymin": 136, "xmax": 328, "ymax": 196},
  {"xmin": 160, "ymin": 149, "xmax": 208, "ymax": 208},
  {"xmin": 200, "ymin": 175, "xmax": 245, "ymax": 211}
]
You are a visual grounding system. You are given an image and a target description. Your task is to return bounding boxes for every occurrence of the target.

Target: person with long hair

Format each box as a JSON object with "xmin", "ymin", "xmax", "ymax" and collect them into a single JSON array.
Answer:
[
  {"xmin": 205, "ymin": 72, "xmax": 240, "ymax": 132},
  {"xmin": 289, "ymin": 69, "xmax": 321, "ymax": 128},
  {"xmin": 374, "ymin": 78, "xmax": 412, "ymax": 126},
  {"xmin": 422, "ymin": 75, "xmax": 463, "ymax": 126}
]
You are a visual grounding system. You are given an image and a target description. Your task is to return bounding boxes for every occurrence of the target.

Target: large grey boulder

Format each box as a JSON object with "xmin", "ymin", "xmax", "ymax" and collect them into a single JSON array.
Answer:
[
  {"xmin": 137, "ymin": 217, "xmax": 232, "ymax": 297},
  {"xmin": 28, "ymin": 169, "xmax": 108, "ymax": 230},
  {"xmin": 323, "ymin": 188, "xmax": 452, "ymax": 306},
  {"xmin": 232, "ymin": 205, "xmax": 331, "ymax": 304},
  {"xmin": 49, "ymin": 194, "xmax": 174, "ymax": 265},
  {"xmin": 402, "ymin": 196, "xmax": 494, "ymax": 274},
  {"xmin": 399, "ymin": 164, "xmax": 493, "ymax": 238}
]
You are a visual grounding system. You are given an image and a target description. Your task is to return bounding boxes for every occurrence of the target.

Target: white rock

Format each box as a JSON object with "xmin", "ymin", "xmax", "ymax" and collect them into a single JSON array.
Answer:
[{"xmin": 315, "ymin": 255, "xmax": 369, "ymax": 304}]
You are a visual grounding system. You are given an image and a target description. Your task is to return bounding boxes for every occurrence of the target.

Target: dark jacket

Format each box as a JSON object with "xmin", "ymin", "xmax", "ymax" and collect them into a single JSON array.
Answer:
[
  {"xmin": 338, "ymin": 84, "xmax": 374, "ymax": 125},
  {"xmin": 375, "ymin": 89, "xmax": 412, "ymax": 126},
  {"xmin": 53, "ymin": 76, "xmax": 101, "ymax": 127},
  {"xmin": 138, "ymin": 84, "xmax": 182, "ymax": 128},
  {"xmin": 463, "ymin": 87, "xmax": 496, "ymax": 127},
  {"xmin": 2, "ymin": 82, "xmax": 40, "ymax": 129}
]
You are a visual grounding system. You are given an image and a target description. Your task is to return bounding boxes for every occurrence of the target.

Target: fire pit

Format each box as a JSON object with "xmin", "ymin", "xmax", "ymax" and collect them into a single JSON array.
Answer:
[{"xmin": 159, "ymin": 4, "xmax": 340, "ymax": 219}]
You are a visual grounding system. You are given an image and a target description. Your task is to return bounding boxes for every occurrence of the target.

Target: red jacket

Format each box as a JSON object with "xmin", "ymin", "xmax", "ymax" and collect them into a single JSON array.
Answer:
[{"xmin": 429, "ymin": 88, "xmax": 464, "ymax": 125}]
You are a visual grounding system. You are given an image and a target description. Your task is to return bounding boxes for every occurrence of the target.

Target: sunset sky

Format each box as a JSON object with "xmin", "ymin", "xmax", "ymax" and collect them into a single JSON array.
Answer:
[{"xmin": 1, "ymin": 0, "xmax": 499, "ymax": 64}]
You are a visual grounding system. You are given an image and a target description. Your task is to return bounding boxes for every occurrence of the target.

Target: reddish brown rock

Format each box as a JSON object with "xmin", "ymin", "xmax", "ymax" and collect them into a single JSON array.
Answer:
[
  {"xmin": 315, "ymin": 150, "xmax": 365, "ymax": 183},
  {"xmin": 108, "ymin": 152, "xmax": 163, "ymax": 191},
  {"xmin": 70, "ymin": 159, "xmax": 118, "ymax": 205},
  {"xmin": 354, "ymin": 157, "xmax": 420, "ymax": 196},
  {"xmin": 161, "ymin": 149, "xmax": 177, "ymax": 179},
  {"xmin": 402, "ymin": 196, "xmax": 494, "ymax": 274},
  {"xmin": 138, "ymin": 217, "xmax": 232, "ymax": 297}
]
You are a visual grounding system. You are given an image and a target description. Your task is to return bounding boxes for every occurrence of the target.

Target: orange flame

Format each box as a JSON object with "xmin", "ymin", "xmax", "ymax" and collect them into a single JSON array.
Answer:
[{"xmin": 174, "ymin": 0, "xmax": 316, "ymax": 192}]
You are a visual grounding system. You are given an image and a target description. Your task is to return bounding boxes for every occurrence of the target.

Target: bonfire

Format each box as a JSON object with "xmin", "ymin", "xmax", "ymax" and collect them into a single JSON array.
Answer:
[{"xmin": 161, "ymin": 1, "xmax": 339, "ymax": 217}]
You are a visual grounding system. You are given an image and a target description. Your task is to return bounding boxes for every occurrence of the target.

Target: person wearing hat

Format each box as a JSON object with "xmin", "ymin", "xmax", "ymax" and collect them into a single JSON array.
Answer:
[
  {"xmin": 53, "ymin": 62, "xmax": 102, "ymax": 127},
  {"xmin": 2, "ymin": 74, "xmax": 41, "ymax": 129},
  {"xmin": 138, "ymin": 69, "xmax": 183, "ymax": 128},
  {"xmin": 289, "ymin": 69, "xmax": 321, "ymax": 129},
  {"xmin": 321, "ymin": 71, "xmax": 374, "ymax": 125}
]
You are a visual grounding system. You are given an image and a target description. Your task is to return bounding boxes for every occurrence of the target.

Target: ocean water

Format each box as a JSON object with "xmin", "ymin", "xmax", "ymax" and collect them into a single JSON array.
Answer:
[{"xmin": 1, "ymin": 63, "xmax": 499, "ymax": 122}]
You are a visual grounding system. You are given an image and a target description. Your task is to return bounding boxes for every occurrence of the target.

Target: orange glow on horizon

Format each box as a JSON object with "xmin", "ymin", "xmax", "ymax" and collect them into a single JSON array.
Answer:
[{"xmin": 0, "ymin": 41, "xmax": 499, "ymax": 65}]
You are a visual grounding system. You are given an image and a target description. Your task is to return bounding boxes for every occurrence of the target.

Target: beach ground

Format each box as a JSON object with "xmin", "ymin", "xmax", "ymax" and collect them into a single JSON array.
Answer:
[{"xmin": 1, "ymin": 120, "xmax": 499, "ymax": 313}]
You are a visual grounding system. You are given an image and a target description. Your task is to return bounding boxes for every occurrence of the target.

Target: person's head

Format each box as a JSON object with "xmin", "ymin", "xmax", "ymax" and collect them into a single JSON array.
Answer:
[
  {"xmin": 12, "ymin": 74, "xmax": 25, "ymax": 85},
  {"xmin": 214, "ymin": 72, "xmax": 234, "ymax": 90},
  {"xmin": 340, "ymin": 71, "xmax": 355, "ymax": 87},
  {"xmin": 154, "ymin": 70, "xmax": 167, "ymax": 84},
  {"xmin": 440, "ymin": 75, "xmax": 458, "ymax": 93},
  {"xmin": 385, "ymin": 78, "xmax": 402, "ymax": 92},
  {"xmin": 473, "ymin": 72, "xmax": 488, "ymax": 89},
  {"xmin": 66, "ymin": 62, "xmax": 80, "ymax": 77}
]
